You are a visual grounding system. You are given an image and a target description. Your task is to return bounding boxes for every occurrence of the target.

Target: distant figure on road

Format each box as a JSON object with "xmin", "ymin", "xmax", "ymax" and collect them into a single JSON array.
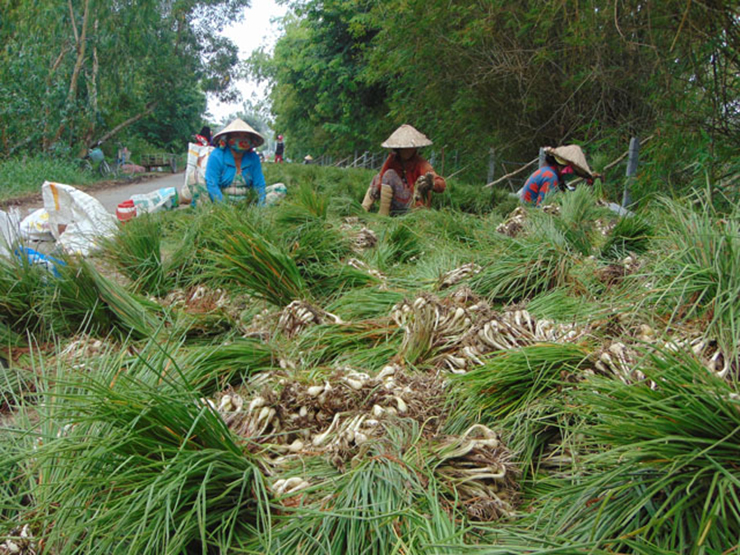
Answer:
[
  {"xmin": 520, "ymin": 145, "xmax": 595, "ymax": 206},
  {"xmin": 205, "ymin": 118, "xmax": 266, "ymax": 205},
  {"xmin": 362, "ymin": 124, "xmax": 446, "ymax": 216},
  {"xmin": 274, "ymin": 135, "xmax": 285, "ymax": 163},
  {"xmin": 194, "ymin": 126, "xmax": 212, "ymax": 147}
]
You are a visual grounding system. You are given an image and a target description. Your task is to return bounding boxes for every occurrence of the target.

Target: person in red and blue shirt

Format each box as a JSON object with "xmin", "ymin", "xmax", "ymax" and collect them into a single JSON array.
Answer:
[{"xmin": 520, "ymin": 155, "xmax": 572, "ymax": 206}]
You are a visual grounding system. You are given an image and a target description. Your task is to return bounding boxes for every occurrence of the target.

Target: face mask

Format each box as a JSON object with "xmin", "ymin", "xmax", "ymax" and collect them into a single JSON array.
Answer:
[{"xmin": 228, "ymin": 138, "xmax": 252, "ymax": 152}]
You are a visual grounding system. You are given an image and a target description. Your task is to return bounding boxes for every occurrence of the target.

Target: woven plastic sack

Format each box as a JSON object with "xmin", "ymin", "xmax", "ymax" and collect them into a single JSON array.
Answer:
[
  {"xmin": 20, "ymin": 208, "xmax": 54, "ymax": 242},
  {"xmin": 41, "ymin": 181, "xmax": 117, "ymax": 256},
  {"xmin": 129, "ymin": 187, "xmax": 179, "ymax": 214},
  {"xmin": 265, "ymin": 183, "xmax": 288, "ymax": 206},
  {"xmin": 182, "ymin": 143, "xmax": 213, "ymax": 205},
  {"xmin": 0, "ymin": 208, "xmax": 21, "ymax": 257}
]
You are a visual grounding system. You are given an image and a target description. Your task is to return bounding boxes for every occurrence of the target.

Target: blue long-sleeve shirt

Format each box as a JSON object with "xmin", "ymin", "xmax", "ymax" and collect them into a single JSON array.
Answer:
[{"xmin": 205, "ymin": 147, "xmax": 266, "ymax": 205}]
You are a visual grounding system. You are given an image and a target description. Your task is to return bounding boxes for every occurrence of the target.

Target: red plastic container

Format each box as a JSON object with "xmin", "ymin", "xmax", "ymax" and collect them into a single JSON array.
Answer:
[{"xmin": 116, "ymin": 199, "xmax": 137, "ymax": 223}]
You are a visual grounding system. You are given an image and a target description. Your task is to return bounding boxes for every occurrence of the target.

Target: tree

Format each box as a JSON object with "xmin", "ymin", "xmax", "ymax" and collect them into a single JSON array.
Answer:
[
  {"xmin": 0, "ymin": 0, "xmax": 252, "ymax": 157},
  {"xmin": 245, "ymin": 0, "xmax": 389, "ymax": 157}
]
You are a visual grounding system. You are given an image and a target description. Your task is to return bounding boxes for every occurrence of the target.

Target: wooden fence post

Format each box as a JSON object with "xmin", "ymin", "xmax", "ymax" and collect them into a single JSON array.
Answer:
[
  {"xmin": 538, "ymin": 147, "xmax": 546, "ymax": 168},
  {"xmin": 487, "ymin": 147, "xmax": 496, "ymax": 183},
  {"xmin": 622, "ymin": 136, "xmax": 639, "ymax": 208}
]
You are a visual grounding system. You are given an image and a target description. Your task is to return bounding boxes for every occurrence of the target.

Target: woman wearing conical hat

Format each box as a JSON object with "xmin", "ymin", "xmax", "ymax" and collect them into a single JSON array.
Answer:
[
  {"xmin": 362, "ymin": 124, "xmax": 446, "ymax": 216},
  {"xmin": 205, "ymin": 118, "xmax": 267, "ymax": 204},
  {"xmin": 520, "ymin": 145, "xmax": 596, "ymax": 206}
]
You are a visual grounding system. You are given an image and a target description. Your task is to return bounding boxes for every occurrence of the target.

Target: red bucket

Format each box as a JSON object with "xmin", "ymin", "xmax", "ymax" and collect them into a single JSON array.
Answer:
[{"xmin": 116, "ymin": 199, "xmax": 137, "ymax": 223}]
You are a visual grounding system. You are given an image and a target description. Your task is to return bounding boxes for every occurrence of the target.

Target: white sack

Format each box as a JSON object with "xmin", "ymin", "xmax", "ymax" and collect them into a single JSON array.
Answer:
[
  {"xmin": 182, "ymin": 143, "xmax": 213, "ymax": 204},
  {"xmin": 20, "ymin": 208, "xmax": 55, "ymax": 242},
  {"xmin": 130, "ymin": 187, "xmax": 178, "ymax": 214},
  {"xmin": 0, "ymin": 208, "xmax": 21, "ymax": 256},
  {"xmin": 42, "ymin": 181, "xmax": 117, "ymax": 256}
]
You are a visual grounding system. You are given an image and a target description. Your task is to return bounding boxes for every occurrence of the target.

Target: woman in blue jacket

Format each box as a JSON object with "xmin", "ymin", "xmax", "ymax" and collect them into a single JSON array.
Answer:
[{"xmin": 205, "ymin": 118, "xmax": 266, "ymax": 205}]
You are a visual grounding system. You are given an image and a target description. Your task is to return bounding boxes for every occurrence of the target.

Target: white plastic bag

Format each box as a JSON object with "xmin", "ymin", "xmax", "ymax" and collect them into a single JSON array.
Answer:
[
  {"xmin": 0, "ymin": 208, "xmax": 21, "ymax": 257},
  {"xmin": 265, "ymin": 182, "xmax": 288, "ymax": 206},
  {"xmin": 20, "ymin": 208, "xmax": 54, "ymax": 242},
  {"xmin": 42, "ymin": 181, "xmax": 117, "ymax": 256},
  {"xmin": 182, "ymin": 143, "xmax": 213, "ymax": 204},
  {"xmin": 129, "ymin": 187, "xmax": 179, "ymax": 214}
]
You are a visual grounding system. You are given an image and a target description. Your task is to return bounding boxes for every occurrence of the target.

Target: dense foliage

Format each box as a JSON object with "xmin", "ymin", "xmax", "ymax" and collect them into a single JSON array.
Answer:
[
  {"xmin": 249, "ymin": 0, "xmax": 739, "ymax": 202},
  {"xmin": 0, "ymin": 0, "xmax": 251, "ymax": 158}
]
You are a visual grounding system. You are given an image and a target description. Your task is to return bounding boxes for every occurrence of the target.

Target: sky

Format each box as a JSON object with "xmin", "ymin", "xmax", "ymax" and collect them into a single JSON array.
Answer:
[{"xmin": 206, "ymin": 1, "xmax": 289, "ymax": 123}]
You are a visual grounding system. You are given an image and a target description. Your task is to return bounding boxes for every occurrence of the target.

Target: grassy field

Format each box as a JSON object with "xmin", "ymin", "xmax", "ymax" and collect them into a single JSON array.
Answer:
[{"xmin": 1, "ymin": 163, "xmax": 738, "ymax": 554}]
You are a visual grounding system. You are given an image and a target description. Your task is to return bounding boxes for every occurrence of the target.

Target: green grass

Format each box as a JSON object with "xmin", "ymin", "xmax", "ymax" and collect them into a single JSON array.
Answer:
[
  {"xmin": 0, "ymin": 154, "xmax": 96, "ymax": 201},
  {"xmin": 645, "ymin": 198, "xmax": 740, "ymax": 360}
]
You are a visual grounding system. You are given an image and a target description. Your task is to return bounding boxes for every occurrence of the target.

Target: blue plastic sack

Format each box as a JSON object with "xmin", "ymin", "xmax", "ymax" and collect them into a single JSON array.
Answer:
[{"xmin": 15, "ymin": 247, "xmax": 67, "ymax": 278}]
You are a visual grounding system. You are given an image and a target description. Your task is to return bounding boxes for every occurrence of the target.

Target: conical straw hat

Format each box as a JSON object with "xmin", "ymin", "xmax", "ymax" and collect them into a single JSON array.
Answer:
[
  {"xmin": 381, "ymin": 124, "xmax": 433, "ymax": 149},
  {"xmin": 212, "ymin": 118, "xmax": 265, "ymax": 148},
  {"xmin": 544, "ymin": 145, "xmax": 593, "ymax": 178}
]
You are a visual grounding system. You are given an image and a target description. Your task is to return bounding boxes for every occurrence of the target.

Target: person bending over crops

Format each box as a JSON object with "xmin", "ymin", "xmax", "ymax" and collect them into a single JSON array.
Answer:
[
  {"xmin": 520, "ymin": 145, "xmax": 595, "ymax": 207},
  {"xmin": 205, "ymin": 118, "xmax": 266, "ymax": 205},
  {"xmin": 362, "ymin": 124, "xmax": 446, "ymax": 216}
]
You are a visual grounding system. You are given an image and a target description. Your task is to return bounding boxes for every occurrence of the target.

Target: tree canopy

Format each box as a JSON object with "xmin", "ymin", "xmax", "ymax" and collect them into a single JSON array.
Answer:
[
  {"xmin": 0, "ymin": 0, "xmax": 251, "ymax": 156},
  {"xmin": 248, "ymin": 0, "xmax": 739, "ymax": 189}
]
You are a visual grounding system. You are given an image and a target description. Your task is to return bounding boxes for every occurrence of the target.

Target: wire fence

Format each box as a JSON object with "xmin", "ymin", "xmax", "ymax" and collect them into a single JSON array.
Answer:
[{"xmin": 299, "ymin": 147, "xmax": 535, "ymax": 193}]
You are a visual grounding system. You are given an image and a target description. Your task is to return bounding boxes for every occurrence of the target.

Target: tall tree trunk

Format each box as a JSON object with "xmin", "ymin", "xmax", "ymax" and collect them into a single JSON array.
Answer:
[
  {"xmin": 42, "ymin": 43, "xmax": 71, "ymax": 151},
  {"xmin": 50, "ymin": 0, "xmax": 92, "ymax": 148},
  {"xmin": 81, "ymin": 19, "xmax": 100, "ymax": 150},
  {"xmin": 66, "ymin": 0, "xmax": 91, "ymax": 104}
]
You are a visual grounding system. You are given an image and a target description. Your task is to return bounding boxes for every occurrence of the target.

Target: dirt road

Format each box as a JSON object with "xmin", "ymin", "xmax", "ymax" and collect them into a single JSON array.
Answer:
[{"xmin": 1, "ymin": 171, "xmax": 185, "ymax": 215}]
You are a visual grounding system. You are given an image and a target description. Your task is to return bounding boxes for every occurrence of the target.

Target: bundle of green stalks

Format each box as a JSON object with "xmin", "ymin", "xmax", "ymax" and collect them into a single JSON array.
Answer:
[
  {"xmin": 528, "ymin": 185, "xmax": 608, "ymax": 256},
  {"xmin": 451, "ymin": 343, "xmax": 591, "ymax": 422},
  {"xmin": 371, "ymin": 221, "xmax": 424, "ymax": 269},
  {"xmin": 21, "ymin": 356, "xmax": 269, "ymax": 554},
  {"xmin": 0, "ymin": 253, "xmax": 164, "ymax": 340},
  {"xmin": 101, "ymin": 214, "xmax": 170, "ymax": 296},
  {"xmin": 326, "ymin": 287, "xmax": 406, "ymax": 321},
  {"xmin": 0, "ymin": 251, "xmax": 50, "ymax": 335},
  {"xmin": 292, "ymin": 319, "xmax": 401, "ymax": 368},
  {"xmin": 208, "ymin": 221, "xmax": 307, "ymax": 306},
  {"xmin": 244, "ymin": 426, "xmax": 468, "ymax": 554},
  {"xmin": 176, "ymin": 338, "xmax": 278, "ymax": 395},
  {"xmin": 471, "ymin": 240, "xmax": 574, "ymax": 304},
  {"xmin": 502, "ymin": 347, "xmax": 740, "ymax": 553},
  {"xmin": 525, "ymin": 287, "xmax": 603, "ymax": 323},
  {"xmin": 600, "ymin": 213, "xmax": 653, "ymax": 259},
  {"xmin": 646, "ymin": 198, "xmax": 740, "ymax": 362},
  {"xmin": 274, "ymin": 181, "xmax": 328, "ymax": 226}
]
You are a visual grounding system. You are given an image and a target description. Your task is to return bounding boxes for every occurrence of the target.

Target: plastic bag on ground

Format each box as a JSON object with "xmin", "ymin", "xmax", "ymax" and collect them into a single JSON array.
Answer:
[
  {"xmin": 0, "ymin": 208, "xmax": 22, "ymax": 257},
  {"xmin": 15, "ymin": 246, "xmax": 66, "ymax": 277},
  {"xmin": 129, "ymin": 187, "xmax": 179, "ymax": 214},
  {"xmin": 265, "ymin": 182, "xmax": 288, "ymax": 206},
  {"xmin": 20, "ymin": 208, "xmax": 55, "ymax": 242},
  {"xmin": 42, "ymin": 181, "xmax": 117, "ymax": 256}
]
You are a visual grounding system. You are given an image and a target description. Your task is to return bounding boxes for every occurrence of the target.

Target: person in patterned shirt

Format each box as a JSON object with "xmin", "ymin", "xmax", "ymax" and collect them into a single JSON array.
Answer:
[
  {"xmin": 520, "ymin": 145, "xmax": 595, "ymax": 206},
  {"xmin": 361, "ymin": 124, "xmax": 446, "ymax": 216}
]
